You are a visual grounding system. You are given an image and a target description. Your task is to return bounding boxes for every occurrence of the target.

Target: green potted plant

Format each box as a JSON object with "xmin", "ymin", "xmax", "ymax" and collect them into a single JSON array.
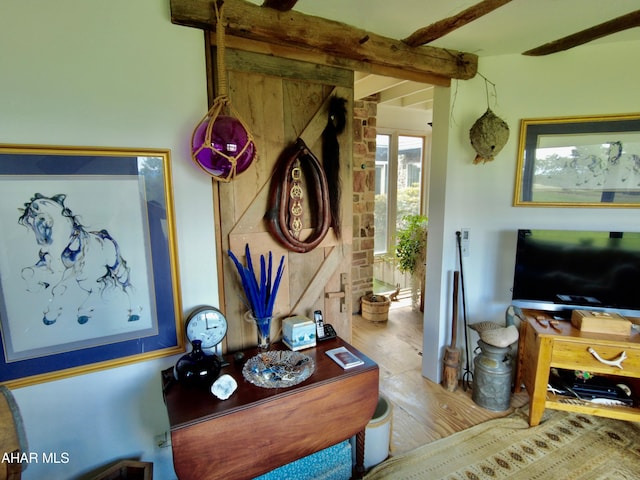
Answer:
[{"xmin": 395, "ymin": 214, "xmax": 428, "ymax": 310}]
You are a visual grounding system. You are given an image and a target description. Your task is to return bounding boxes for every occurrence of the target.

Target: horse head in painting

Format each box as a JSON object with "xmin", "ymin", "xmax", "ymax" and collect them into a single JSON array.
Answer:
[{"xmin": 18, "ymin": 193, "xmax": 139, "ymax": 325}]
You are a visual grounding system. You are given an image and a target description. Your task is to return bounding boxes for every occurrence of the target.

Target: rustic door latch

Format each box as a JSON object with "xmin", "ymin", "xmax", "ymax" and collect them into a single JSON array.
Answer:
[{"xmin": 325, "ymin": 273, "xmax": 348, "ymax": 313}]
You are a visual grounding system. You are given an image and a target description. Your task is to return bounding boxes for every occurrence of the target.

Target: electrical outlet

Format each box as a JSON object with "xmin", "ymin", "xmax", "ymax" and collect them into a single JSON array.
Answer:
[
  {"xmin": 461, "ymin": 228, "xmax": 470, "ymax": 257},
  {"xmin": 155, "ymin": 432, "xmax": 171, "ymax": 448}
]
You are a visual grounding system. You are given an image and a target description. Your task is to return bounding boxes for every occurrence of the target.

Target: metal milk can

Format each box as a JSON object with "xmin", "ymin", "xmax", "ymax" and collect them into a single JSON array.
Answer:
[{"xmin": 472, "ymin": 340, "xmax": 513, "ymax": 411}]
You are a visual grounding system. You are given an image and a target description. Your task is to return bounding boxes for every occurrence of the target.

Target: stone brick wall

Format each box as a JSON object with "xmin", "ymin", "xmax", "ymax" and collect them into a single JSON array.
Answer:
[{"xmin": 351, "ymin": 96, "xmax": 378, "ymax": 312}]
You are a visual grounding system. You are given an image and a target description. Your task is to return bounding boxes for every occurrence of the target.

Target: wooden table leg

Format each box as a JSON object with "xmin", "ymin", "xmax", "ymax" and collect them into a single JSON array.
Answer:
[
  {"xmin": 528, "ymin": 336, "xmax": 553, "ymax": 426},
  {"xmin": 528, "ymin": 359, "xmax": 550, "ymax": 426},
  {"xmin": 353, "ymin": 429, "xmax": 366, "ymax": 479},
  {"xmin": 514, "ymin": 318, "xmax": 528, "ymax": 393}
]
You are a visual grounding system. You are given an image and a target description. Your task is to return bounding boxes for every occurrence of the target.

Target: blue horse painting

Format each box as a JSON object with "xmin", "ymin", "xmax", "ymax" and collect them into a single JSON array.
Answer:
[{"xmin": 18, "ymin": 193, "xmax": 140, "ymax": 326}]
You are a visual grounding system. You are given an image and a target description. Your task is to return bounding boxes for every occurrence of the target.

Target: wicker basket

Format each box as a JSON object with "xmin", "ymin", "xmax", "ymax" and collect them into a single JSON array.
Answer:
[{"xmin": 361, "ymin": 294, "xmax": 391, "ymax": 322}]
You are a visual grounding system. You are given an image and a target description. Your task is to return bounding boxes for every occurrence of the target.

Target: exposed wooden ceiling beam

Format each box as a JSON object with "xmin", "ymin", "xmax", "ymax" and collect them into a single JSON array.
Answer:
[
  {"xmin": 212, "ymin": 34, "xmax": 452, "ymax": 87},
  {"xmin": 382, "ymin": 89, "xmax": 434, "ymax": 109},
  {"xmin": 170, "ymin": 0, "xmax": 478, "ymax": 81},
  {"xmin": 403, "ymin": 0, "xmax": 512, "ymax": 47},
  {"xmin": 261, "ymin": 0, "xmax": 298, "ymax": 12},
  {"xmin": 523, "ymin": 9, "xmax": 640, "ymax": 56},
  {"xmin": 355, "ymin": 75, "xmax": 409, "ymax": 99},
  {"xmin": 379, "ymin": 82, "xmax": 434, "ymax": 105},
  {"xmin": 354, "ymin": 73, "xmax": 434, "ymax": 109}
]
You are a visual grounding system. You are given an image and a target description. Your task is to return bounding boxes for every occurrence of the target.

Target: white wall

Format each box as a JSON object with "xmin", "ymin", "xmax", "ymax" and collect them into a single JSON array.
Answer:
[
  {"xmin": 378, "ymin": 104, "xmax": 432, "ymax": 133},
  {"xmin": 423, "ymin": 40, "xmax": 640, "ymax": 381},
  {"xmin": 1, "ymin": 1, "xmax": 213, "ymax": 478}
]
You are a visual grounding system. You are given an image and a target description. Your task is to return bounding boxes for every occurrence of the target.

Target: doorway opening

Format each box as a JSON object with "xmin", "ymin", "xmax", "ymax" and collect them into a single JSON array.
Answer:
[
  {"xmin": 373, "ymin": 132, "xmax": 426, "ymax": 304},
  {"xmin": 353, "ymin": 72, "xmax": 433, "ymax": 311}
]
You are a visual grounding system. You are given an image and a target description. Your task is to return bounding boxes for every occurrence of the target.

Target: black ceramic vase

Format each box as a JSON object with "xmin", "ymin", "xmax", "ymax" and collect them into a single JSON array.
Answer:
[{"xmin": 174, "ymin": 340, "xmax": 222, "ymax": 388}]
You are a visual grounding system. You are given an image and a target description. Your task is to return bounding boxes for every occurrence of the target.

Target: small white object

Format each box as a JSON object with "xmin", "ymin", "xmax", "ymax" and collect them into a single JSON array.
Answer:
[
  {"xmin": 282, "ymin": 315, "xmax": 317, "ymax": 351},
  {"xmin": 211, "ymin": 374, "xmax": 237, "ymax": 400},
  {"xmin": 589, "ymin": 398, "xmax": 628, "ymax": 406},
  {"xmin": 480, "ymin": 325, "xmax": 519, "ymax": 347},
  {"xmin": 617, "ymin": 383, "xmax": 632, "ymax": 397},
  {"xmin": 468, "ymin": 321, "xmax": 502, "ymax": 333},
  {"xmin": 587, "ymin": 347, "xmax": 626, "ymax": 369},
  {"xmin": 357, "ymin": 394, "xmax": 392, "ymax": 469},
  {"xmin": 461, "ymin": 228, "xmax": 470, "ymax": 257}
]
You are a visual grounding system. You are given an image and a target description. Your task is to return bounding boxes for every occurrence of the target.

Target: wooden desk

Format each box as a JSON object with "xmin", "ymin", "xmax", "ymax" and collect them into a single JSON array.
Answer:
[
  {"xmin": 515, "ymin": 311, "xmax": 640, "ymax": 426},
  {"xmin": 163, "ymin": 337, "xmax": 379, "ymax": 480}
]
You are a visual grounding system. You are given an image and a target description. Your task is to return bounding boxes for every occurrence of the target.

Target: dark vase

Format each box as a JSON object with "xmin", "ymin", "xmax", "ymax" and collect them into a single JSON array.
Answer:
[{"xmin": 174, "ymin": 339, "xmax": 222, "ymax": 388}]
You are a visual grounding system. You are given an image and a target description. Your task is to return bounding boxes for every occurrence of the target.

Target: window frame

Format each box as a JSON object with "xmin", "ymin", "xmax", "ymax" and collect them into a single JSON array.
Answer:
[{"xmin": 374, "ymin": 130, "xmax": 426, "ymax": 257}]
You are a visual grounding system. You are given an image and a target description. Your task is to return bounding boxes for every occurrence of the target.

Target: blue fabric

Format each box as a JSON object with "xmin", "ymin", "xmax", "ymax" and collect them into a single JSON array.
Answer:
[{"xmin": 254, "ymin": 440, "xmax": 352, "ymax": 480}]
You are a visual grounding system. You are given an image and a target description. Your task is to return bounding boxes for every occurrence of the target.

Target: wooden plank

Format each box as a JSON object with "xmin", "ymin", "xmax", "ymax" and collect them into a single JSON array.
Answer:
[
  {"xmin": 282, "ymin": 80, "xmax": 327, "ymax": 145},
  {"xmin": 225, "ymin": 49, "xmax": 353, "ymax": 87},
  {"xmin": 213, "ymin": 49, "xmax": 353, "ymax": 351},
  {"xmin": 323, "ymin": 246, "xmax": 352, "ymax": 340},
  {"xmin": 403, "ymin": 0, "xmax": 513, "ymax": 47},
  {"xmin": 290, "ymin": 246, "xmax": 345, "ymax": 313},
  {"xmin": 229, "ymin": 226, "xmax": 351, "ymax": 252},
  {"xmin": 216, "ymin": 34, "xmax": 452, "ymax": 87},
  {"xmin": 170, "ymin": 0, "xmax": 477, "ymax": 81},
  {"xmin": 333, "ymin": 85, "xmax": 353, "ymax": 241},
  {"xmin": 217, "ymin": 70, "xmax": 286, "ymax": 349},
  {"xmin": 523, "ymin": 9, "xmax": 640, "ymax": 56},
  {"xmin": 298, "ymin": 86, "xmax": 338, "ymax": 146}
]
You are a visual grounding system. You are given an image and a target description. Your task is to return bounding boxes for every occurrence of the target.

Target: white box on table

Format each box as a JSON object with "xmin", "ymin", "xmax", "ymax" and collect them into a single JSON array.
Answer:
[{"xmin": 282, "ymin": 315, "xmax": 317, "ymax": 351}]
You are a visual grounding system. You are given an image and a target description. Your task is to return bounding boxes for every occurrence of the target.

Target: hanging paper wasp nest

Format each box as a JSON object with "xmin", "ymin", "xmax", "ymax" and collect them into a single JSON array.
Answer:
[{"xmin": 469, "ymin": 108, "xmax": 509, "ymax": 164}]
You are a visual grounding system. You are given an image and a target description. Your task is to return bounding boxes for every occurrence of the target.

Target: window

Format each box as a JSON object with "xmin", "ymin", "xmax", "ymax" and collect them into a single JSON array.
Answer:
[
  {"xmin": 374, "ymin": 135, "xmax": 390, "ymax": 254},
  {"xmin": 374, "ymin": 133, "xmax": 425, "ymax": 256}
]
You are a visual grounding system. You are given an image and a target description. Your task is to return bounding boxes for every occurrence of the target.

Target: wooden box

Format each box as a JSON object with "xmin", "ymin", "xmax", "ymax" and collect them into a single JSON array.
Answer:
[{"xmin": 570, "ymin": 309, "xmax": 631, "ymax": 336}]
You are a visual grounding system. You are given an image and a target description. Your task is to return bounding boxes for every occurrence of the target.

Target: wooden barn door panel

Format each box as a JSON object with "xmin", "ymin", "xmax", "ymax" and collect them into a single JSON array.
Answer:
[{"xmin": 212, "ymin": 45, "xmax": 353, "ymax": 351}]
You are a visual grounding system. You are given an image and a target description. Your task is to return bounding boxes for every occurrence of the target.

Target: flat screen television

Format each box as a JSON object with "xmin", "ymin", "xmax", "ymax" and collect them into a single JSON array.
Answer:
[{"xmin": 511, "ymin": 229, "xmax": 640, "ymax": 318}]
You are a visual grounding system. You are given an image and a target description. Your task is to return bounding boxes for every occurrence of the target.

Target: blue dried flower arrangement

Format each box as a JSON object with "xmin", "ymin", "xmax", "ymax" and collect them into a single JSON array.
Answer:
[{"xmin": 228, "ymin": 244, "xmax": 285, "ymax": 322}]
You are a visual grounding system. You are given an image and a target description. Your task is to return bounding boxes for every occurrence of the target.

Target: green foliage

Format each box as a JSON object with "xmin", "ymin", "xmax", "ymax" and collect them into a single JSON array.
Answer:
[
  {"xmin": 374, "ymin": 183, "xmax": 422, "ymax": 255},
  {"xmin": 395, "ymin": 214, "xmax": 428, "ymax": 275},
  {"xmin": 396, "ymin": 184, "xmax": 421, "ymax": 225}
]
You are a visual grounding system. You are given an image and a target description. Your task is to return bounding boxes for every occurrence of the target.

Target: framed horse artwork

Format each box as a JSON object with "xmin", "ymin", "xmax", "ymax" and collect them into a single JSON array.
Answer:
[{"xmin": 0, "ymin": 144, "xmax": 184, "ymax": 387}]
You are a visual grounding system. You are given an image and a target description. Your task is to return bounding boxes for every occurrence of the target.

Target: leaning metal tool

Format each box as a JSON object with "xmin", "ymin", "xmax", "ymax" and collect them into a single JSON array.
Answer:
[{"xmin": 456, "ymin": 231, "xmax": 473, "ymax": 390}]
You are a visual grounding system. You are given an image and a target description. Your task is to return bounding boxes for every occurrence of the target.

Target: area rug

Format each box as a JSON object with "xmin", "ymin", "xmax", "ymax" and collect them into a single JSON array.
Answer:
[{"xmin": 364, "ymin": 408, "xmax": 640, "ymax": 480}]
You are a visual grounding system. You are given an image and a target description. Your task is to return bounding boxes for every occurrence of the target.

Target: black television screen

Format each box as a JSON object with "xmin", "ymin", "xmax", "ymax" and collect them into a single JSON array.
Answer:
[{"xmin": 511, "ymin": 229, "xmax": 640, "ymax": 317}]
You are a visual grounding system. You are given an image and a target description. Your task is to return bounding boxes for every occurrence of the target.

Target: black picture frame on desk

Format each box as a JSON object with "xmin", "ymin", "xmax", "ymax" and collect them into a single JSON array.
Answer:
[{"xmin": 0, "ymin": 144, "xmax": 184, "ymax": 387}]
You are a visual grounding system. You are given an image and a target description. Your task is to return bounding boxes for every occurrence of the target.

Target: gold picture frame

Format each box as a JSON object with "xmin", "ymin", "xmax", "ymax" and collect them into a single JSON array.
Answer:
[
  {"xmin": 514, "ymin": 113, "xmax": 640, "ymax": 207},
  {"xmin": 0, "ymin": 144, "xmax": 184, "ymax": 387}
]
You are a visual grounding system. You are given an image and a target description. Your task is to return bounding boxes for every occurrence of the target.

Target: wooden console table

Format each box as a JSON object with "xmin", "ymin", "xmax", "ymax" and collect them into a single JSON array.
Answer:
[
  {"xmin": 515, "ymin": 310, "xmax": 640, "ymax": 426},
  {"xmin": 162, "ymin": 337, "xmax": 379, "ymax": 480}
]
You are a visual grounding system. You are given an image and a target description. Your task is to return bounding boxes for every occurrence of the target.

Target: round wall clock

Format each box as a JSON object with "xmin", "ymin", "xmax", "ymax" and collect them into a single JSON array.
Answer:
[{"xmin": 185, "ymin": 306, "xmax": 228, "ymax": 356}]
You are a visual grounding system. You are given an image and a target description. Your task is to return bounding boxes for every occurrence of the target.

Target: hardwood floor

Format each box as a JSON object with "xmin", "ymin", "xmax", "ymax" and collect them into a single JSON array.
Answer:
[{"xmin": 351, "ymin": 297, "xmax": 529, "ymax": 456}]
